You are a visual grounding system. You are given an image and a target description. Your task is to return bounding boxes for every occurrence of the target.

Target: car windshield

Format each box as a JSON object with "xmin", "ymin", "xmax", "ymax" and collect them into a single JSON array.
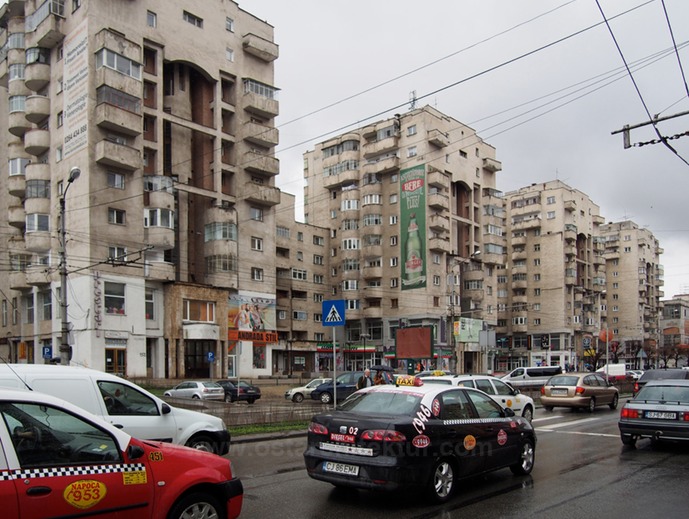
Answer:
[
  {"xmin": 338, "ymin": 390, "xmax": 422, "ymax": 416},
  {"xmin": 548, "ymin": 375, "xmax": 580, "ymax": 386},
  {"xmin": 636, "ymin": 385, "xmax": 689, "ymax": 403},
  {"xmin": 203, "ymin": 382, "xmax": 221, "ymax": 388}
]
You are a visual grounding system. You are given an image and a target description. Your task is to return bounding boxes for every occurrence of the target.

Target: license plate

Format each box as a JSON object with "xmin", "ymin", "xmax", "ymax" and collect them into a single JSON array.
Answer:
[
  {"xmin": 646, "ymin": 411, "xmax": 676, "ymax": 420},
  {"xmin": 323, "ymin": 461, "xmax": 359, "ymax": 476},
  {"xmin": 551, "ymin": 389, "xmax": 568, "ymax": 396}
]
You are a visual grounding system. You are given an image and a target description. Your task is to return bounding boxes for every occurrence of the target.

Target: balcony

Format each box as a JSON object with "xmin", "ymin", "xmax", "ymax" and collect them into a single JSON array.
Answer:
[
  {"xmin": 26, "ymin": 264, "xmax": 50, "ymax": 285},
  {"xmin": 95, "ymin": 139, "xmax": 141, "ymax": 171},
  {"xmin": 205, "ymin": 271, "xmax": 239, "ymax": 290},
  {"xmin": 8, "ymin": 175, "xmax": 26, "ymax": 198},
  {"xmin": 511, "ymin": 217, "xmax": 541, "ymax": 231},
  {"xmin": 96, "ymin": 103, "xmax": 142, "ymax": 137},
  {"xmin": 482, "ymin": 157, "xmax": 502, "ymax": 172},
  {"xmin": 144, "ymin": 227, "xmax": 175, "ymax": 250},
  {"xmin": 9, "ymin": 271, "xmax": 30, "ymax": 291},
  {"xmin": 25, "ymin": 95, "xmax": 50, "ymax": 123},
  {"xmin": 564, "ymin": 199, "xmax": 576, "ymax": 212},
  {"xmin": 362, "ymin": 266, "xmax": 383, "ymax": 279},
  {"xmin": 427, "ymin": 169, "xmax": 449, "ymax": 189},
  {"xmin": 25, "ymin": 162, "xmax": 50, "ymax": 181},
  {"xmin": 243, "ymin": 91, "xmax": 279, "ymax": 119},
  {"xmin": 242, "ymin": 33, "xmax": 279, "ymax": 62},
  {"xmin": 429, "ymin": 237, "xmax": 450, "ymax": 253},
  {"xmin": 427, "ymin": 128, "xmax": 449, "ymax": 147},
  {"xmin": 427, "ymin": 192, "xmax": 449, "ymax": 211},
  {"xmin": 323, "ymin": 169, "xmax": 359, "ymax": 189},
  {"xmin": 24, "ymin": 129, "xmax": 51, "ymax": 155},
  {"xmin": 243, "ymin": 121, "xmax": 279, "ymax": 148},
  {"xmin": 25, "ymin": 231, "xmax": 51, "ymax": 252},
  {"xmin": 428, "ymin": 213, "xmax": 450, "ymax": 233},
  {"xmin": 245, "ymin": 184, "xmax": 281, "ymax": 206},
  {"xmin": 362, "ymin": 244, "xmax": 383, "ymax": 258},
  {"xmin": 24, "ymin": 62, "xmax": 50, "ymax": 91},
  {"xmin": 144, "ymin": 261, "xmax": 175, "ymax": 282},
  {"xmin": 25, "ymin": 1, "xmax": 65, "ymax": 48},
  {"xmin": 362, "ymin": 156, "xmax": 399, "ymax": 175},
  {"xmin": 363, "ymin": 286, "xmax": 384, "ymax": 298},
  {"xmin": 363, "ymin": 306, "xmax": 384, "ymax": 319},
  {"xmin": 244, "ymin": 150, "xmax": 279, "ymax": 176},
  {"xmin": 363, "ymin": 136, "xmax": 399, "ymax": 158},
  {"xmin": 8, "ymin": 204, "xmax": 25, "ymax": 229},
  {"xmin": 8, "ymin": 112, "xmax": 31, "ymax": 137}
]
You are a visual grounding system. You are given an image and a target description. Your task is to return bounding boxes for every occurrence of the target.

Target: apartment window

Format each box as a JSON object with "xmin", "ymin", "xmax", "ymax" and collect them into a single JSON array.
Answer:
[
  {"xmin": 407, "ymin": 146, "xmax": 417, "ymax": 158},
  {"xmin": 206, "ymin": 255, "xmax": 237, "ymax": 273},
  {"xmin": 250, "ymin": 207, "xmax": 264, "ymax": 221},
  {"xmin": 278, "ymin": 310, "xmax": 287, "ymax": 320},
  {"xmin": 41, "ymin": 290, "xmax": 52, "ymax": 321},
  {"xmin": 314, "ymin": 293, "xmax": 324, "ymax": 303},
  {"xmin": 251, "ymin": 268, "xmax": 264, "ymax": 281},
  {"xmin": 292, "ymin": 269, "xmax": 307, "ymax": 281},
  {"xmin": 297, "ymin": 232, "xmax": 304, "ymax": 242},
  {"xmin": 547, "ymin": 196, "xmax": 555, "ymax": 204},
  {"xmin": 251, "ymin": 237, "xmax": 263, "ymax": 251},
  {"xmin": 513, "ymin": 317, "xmax": 527, "ymax": 325},
  {"xmin": 314, "ymin": 314, "xmax": 322, "ymax": 323},
  {"xmin": 314, "ymin": 274, "xmax": 324, "ymax": 284},
  {"xmin": 390, "ymin": 257, "xmax": 398, "ymax": 267},
  {"xmin": 72, "ymin": 0, "xmax": 81, "ymax": 12},
  {"xmin": 26, "ymin": 214, "xmax": 50, "ymax": 232},
  {"xmin": 341, "ymin": 199, "xmax": 359, "ymax": 211},
  {"xmin": 95, "ymin": 48, "xmax": 142, "ymax": 80},
  {"xmin": 183, "ymin": 300, "xmax": 215, "ymax": 322},
  {"xmin": 533, "ymin": 319, "xmax": 541, "ymax": 325},
  {"xmin": 225, "ymin": 48, "xmax": 234, "ymax": 62},
  {"xmin": 108, "ymin": 246, "xmax": 127, "ymax": 264},
  {"xmin": 147, "ymin": 10, "xmax": 157, "ymax": 27},
  {"xmin": 546, "ymin": 211, "xmax": 555, "ymax": 219},
  {"xmin": 205, "ymin": 222, "xmax": 237, "ymax": 241},
  {"xmin": 330, "ymin": 210, "xmax": 337, "ymax": 219},
  {"xmin": 108, "ymin": 208, "xmax": 126, "ymax": 225},
  {"xmin": 390, "ymin": 236, "xmax": 398, "ymax": 246},
  {"xmin": 534, "ymin": 274, "xmax": 541, "ymax": 281},
  {"xmin": 1, "ymin": 300, "xmax": 6, "ymax": 327},
  {"xmin": 276, "ymin": 226, "xmax": 290, "ymax": 238},
  {"xmin": 342, "ymin": 238, "xmax": 360, "ymax": 250},
  {"xmin": 26, "ymin": 180, "xmax": 50, "ymax": 199},
  {"xmin": 362, "ymin": 194, "xmax": 381, "ymax": 205},
  {"xmin": 104, "ymin": 282, "xmax": 126, "ymax": 314},
  {"xmin": 433, "ymin": 275, "xmax": 440, "ymax": 286},
  {"xmin": 293, "ymin": 311, "xmax": 307, "ymax": 321},
  {"xmin": 145, "ymin": 290, "xmax": 155, "ymax": 320},
  {"xmin": 343, "ymin": 280, "xmax": 358, "ymax": 291},
  {"xmin": 8, "ymin": 63, "xmax": 24, "ymax": 81},
  {"xmin": 25, "ymin": 295, "xmax": 34, "ymax": 325},
  {"xmin": 534, "ymin": 244, "xmax": 541, "ymax": 252},
  {"xmin": 390, "ymin": 215, "xmax": 398, "ymax": 225},
  {"xmin": 183, "ymin": 11, "xmax": 203, "ymax": 28},
  {"xmin": 534, "ymin": 288, "xmax": 541, "ymax": 296},
  {"xmin": 612, "ymin": 306, "xmax": 619, "ymax": 312},
  {"xmin": 107, "ymin": 171, "xmax": 125, "ymax": 189},
  {"xmin": 407, "ymin": 124, "xmax": 417, "ymax": 136},
  {"xmin": 313, "ymin": 255, "xmax": 324, "ymax": 265},
  {"xmin": 144, "ymin": 208, "xmax": 174, "ymax": 229},
  {"xmin": 9, "ymin": 95, "xmax": 26, "ymax": 113},
  {"xmin": 345, "ymin": 300, "xmax": 360, "ymax": 310},
  {"xmin": 433, "ymin": 253, "xmax": 441, "ymax": 264},
  {"xmin": 226, "ymin": 17, "xmax": 235, "ymax": 32},
  {"xmin": 313, "ymin": 235, "xmax": 325, "ymax": 246},
  {"xmin": 624, "ymin": 247, "xmax": 631, "ymax": 253},
  {"xmin": 390, "ymin": 194, "xmax": 398, "ymax": 204}
]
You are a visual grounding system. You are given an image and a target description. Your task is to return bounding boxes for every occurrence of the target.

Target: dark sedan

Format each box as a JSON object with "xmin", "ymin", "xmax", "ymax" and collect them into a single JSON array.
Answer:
[
  {"xmin": 632, "ymin": 368, "xmax": 689, "ymax": 396},
  {"xmin": 304, "ymin": 376, "xmax": 536, "ymax": 503},
  {"xmin": 310, "ymin": 371, "xmax": 364, "ymax": 404},
  {"xmin": 619, "ymin": 379, "xmax": 689, "ymax": 447},
  {"xmin": 216, "ymin": 379, "xmax": 262, "ymax": 404}
]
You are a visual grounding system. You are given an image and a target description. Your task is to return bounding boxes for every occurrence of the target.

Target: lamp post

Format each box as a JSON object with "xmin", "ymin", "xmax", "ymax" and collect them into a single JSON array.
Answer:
[
  {"xmin": 59, "ymin": 167, "xmax": 80, "ymax": 365},
  {"xmin": 360, "ymin": 333, "xmax": 370, "ymax": 368}
]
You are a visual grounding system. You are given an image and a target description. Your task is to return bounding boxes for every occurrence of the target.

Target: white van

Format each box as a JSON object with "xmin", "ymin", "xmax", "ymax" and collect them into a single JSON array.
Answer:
[
  {"xmin": 501, "ymin": 365, "xmax": 563, "ymax": 387},
  {"xmin": 0, "ymin": 364, "xmax": 230, "ymax": 454}
]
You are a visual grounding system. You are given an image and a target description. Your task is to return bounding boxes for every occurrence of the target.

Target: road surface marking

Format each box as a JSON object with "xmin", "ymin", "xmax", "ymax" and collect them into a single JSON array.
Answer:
[{"xmin": 536, "ymin": 417, "xmax": 601, "ymax": 430}]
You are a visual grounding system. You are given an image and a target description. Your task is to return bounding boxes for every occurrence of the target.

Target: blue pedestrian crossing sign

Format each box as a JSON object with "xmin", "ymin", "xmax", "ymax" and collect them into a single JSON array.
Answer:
[{"xmin": 322, "ymin": 300, "xmax": 345, "ymax": 327}]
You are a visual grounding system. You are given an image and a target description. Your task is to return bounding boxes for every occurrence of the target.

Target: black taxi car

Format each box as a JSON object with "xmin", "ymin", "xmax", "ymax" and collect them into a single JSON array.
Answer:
[{"xmin": 304, "ymin": 376, "xmax": 536, "ymax": 502}]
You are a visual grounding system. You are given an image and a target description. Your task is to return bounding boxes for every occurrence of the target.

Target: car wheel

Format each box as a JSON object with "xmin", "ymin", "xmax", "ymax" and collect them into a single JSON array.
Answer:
[
  {"xmin": 427, "ymin": 458, "xmax": 455, "ymax": 503},
  {"xmin": 247, "ymin": 398, "xmax": 256, "ymax": 404},
  {"xmin": 545, "ymin": 406, "xmax": 554, "ymax": 412},
  {"xmin": 621, "ymin": 434, "xmax": 637, "ymax": 447},
  {"xmin": 293, "ymin": 393, "xmax": 304, "ymax": 403},
  {"xmin": 587, "ymin": 397, "xmax": 596, "ymax": 413},
  {"xmin": 168, "ymin": 491, "xmax": 222, "ymax": 519},
  {"xmin": 609, "ymin": 393, "xmax": 619, "ymax": 410},
  {"xmin": 192, "ymin": 395, "xmax": 200, "ymax": 400},
  {"xmin": 186, "ymin": 435, "xmax": 215, "ymax": 453},
  {"xmin": 522, "ymin": 405, "xmax": 534, "ymax": 422},
  {"xmin": 320, "ymin": 392, "xmax": 332, "ymax": 404},
  {"xmin": 510, "ymin": 439, "xmax": 535, "ymax": 475}
]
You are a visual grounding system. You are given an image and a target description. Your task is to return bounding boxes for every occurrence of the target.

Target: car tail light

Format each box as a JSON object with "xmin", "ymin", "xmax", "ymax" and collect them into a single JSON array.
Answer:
[
  {"xmin": 633, "ymin": 382, "xmax": 639, "ymax": 394},
  {"xmin": 682, "ymin": 412, "xmax": 689, "ymax": 422},
  {"xmin": 621, "ymin": 408, "xmax": 640, "ymax": 419},
  {"xmin": 308, "ymin": 422, "xmax": 328, "ymax": 435},
  {"xmin": 540, "ymin": 386, "xmax": 546, "ymax": 395},
  {"xmin": 575, "ymin": 386, "xmax": 585, "ymax": 395},
  {"xmin": 361, "ymin": 430, "xmax": 406, "ymax": 442}
]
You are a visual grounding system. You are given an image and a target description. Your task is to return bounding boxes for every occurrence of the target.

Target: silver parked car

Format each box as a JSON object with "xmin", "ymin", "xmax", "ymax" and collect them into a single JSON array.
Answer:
[
  {"xmin": 164, "ymin": 380, "xmax": 225, "ymax": 401},
  {"xmin": 284, "ymin": 377, "xmax": 331, "ymax": 403}
]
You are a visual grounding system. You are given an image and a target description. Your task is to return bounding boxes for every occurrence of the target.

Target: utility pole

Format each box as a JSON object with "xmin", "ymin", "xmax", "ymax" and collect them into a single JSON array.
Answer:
[{"xmin": 59, "ymin": 167, "xmax": 80, "ymax": 365}]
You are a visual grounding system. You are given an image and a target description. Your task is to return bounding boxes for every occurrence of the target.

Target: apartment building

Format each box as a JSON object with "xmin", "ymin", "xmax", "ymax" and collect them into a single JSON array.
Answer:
[
  {"xmin": 600, "ymin": 220, "xmax": 664, "ymax": 368},
  {"xmin": 659, "ymin": 294, "xmax": 689, "ymax": 367},
  {"xmin": 0, "ymin": 0, "xmax": 281, "ymax": 378},
  {"xmin": 499, "ymin": 181, "xmax": 607, "ymax": 371},
  {"xmin": 303, "ymin": 105, "xmax": 505, "ymax": 373}
]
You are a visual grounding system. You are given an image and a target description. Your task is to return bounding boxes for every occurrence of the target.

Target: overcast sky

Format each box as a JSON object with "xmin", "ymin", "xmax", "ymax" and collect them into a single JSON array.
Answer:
[{"xmin": 242, "ymin": 0, "xmax": 689, "ymax": 299}]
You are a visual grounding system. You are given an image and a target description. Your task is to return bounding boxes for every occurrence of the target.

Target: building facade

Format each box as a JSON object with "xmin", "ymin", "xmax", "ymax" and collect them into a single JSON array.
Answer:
[
  {"xmin": 659, "ymin": 294, "xmax": 689, "ymax": 367},
  {"xmin": 303, "ymin": 105, "xmax": 505, "ymax": 373},
  {"xmin": 0, "ymin": 0, "xmax": 281, "ymax": 378}
]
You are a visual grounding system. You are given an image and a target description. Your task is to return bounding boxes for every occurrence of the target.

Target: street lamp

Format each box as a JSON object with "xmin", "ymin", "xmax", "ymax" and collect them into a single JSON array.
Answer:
[
  {"xmin": 360, "ymin": 333, "xmax": 371, "ymax": 367},
  {"xmin": 59, "ymin": 167, "xmax": 80, "ymax": 365}
]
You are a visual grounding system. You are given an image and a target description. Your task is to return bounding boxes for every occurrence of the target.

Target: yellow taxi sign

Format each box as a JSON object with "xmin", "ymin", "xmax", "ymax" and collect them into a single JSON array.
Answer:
[
  {"xmin": 396, "ymin": 375, "xmax": 423, "ymax": 387},
  {"xmin": 63, "ymin": 480, "xmax": 107, "ymax": 509}
]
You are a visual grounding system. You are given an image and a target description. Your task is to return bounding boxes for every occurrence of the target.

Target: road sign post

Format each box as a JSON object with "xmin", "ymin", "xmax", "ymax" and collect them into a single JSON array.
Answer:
[{"xmin": 322, "ymin": 300, "xmax": 346, "ymax": 407}]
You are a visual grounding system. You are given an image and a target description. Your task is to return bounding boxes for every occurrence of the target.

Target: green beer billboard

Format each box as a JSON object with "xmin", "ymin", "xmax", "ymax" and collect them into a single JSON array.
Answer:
[{"xmin": 400, "ymin": 164, "xmax": 426, "ymax": 290}]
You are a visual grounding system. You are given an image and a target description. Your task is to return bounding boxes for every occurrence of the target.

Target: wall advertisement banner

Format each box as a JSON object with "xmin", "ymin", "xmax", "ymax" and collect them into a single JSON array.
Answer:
[{"xmin": 400, "ymin": 164, "xmax": 427, "ymax": 290}]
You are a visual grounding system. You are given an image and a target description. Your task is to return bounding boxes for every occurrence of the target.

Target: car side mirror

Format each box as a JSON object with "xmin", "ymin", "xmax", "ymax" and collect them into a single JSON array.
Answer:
[
  {"xmin": 161, "ymin": 403, "xmax": 171, "ymax": 415},
  {"xmin": 127, "ymin": 444, "xmax": 145, "ymax": 460},
  {"xmin": 504, "ymin": 408, "xmax": 516, "ymax": 417}
]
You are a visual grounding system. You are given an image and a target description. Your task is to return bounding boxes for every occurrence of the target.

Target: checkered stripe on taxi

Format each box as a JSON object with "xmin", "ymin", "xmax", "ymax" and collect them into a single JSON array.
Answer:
[
  {"xmin": 1, "ymin": 463, "xmax": 146, "ymax": 480},
  {"xmin": 442, "ymin": 418, "xmax": 517, "ymax": 426}
]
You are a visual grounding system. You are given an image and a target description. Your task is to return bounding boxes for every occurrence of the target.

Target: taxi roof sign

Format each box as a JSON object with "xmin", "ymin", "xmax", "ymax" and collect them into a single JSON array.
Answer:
[{"xmin": 396, "ymin": 375, "xmax": 423, "ymax": 387}]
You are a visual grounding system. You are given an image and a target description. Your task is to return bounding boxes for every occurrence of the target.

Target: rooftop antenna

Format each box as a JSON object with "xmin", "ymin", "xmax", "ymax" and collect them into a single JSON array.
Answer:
[{"xmin": 409, "ymin": 90, "xmax": 417, "ymax": 110}]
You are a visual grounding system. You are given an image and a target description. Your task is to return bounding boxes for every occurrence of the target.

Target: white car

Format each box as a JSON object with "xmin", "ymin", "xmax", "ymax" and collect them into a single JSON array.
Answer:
[
  {"xmin": 284, "ymin": 378, "xmax": 331, "ymax": 403},
  {"xmin": 424, "ymin": 374, "xmax": 535, "ymax": 421},
  {"xmin": 163, "ymin": 380, "xmax": 225, "ymax": 401}
]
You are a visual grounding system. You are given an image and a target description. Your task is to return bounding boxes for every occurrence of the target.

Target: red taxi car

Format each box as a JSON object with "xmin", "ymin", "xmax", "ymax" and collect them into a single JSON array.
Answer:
[{"xmin": 0, "ymin": 388, "xmax": 243, "ymax": 519}]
